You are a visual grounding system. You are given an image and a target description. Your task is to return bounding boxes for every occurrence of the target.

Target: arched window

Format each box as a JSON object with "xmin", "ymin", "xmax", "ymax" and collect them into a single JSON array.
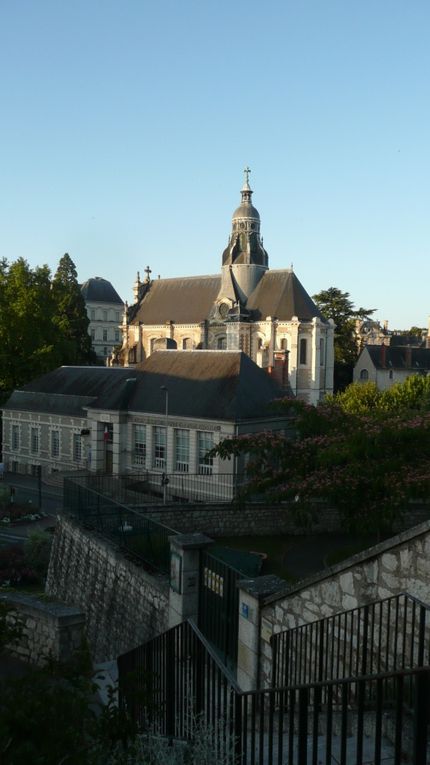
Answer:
[
  {"xmin": 360, "ymin": 369, "xmax": 369, "ymax": 380},
  {"xmin": 217, "ymin": 336, "xmax": 227, "ymax": 350},
  {"xmin": 257, "ymin": 337, "xmax": 264, "ymax": 350},
  {"xmin": 182, "ymin": 337, "xmax": 193, "ymax": 350},
  {"xmin": 320, "ymin": 338, "xmax": 325, "ymax": 366},
  {"xmin": 299, "ymin": 338, "xmax": 307, "ymax": 365},
  {"xmin": 279, "ymin": 337, "xmax": 288, "ymax": 351}
]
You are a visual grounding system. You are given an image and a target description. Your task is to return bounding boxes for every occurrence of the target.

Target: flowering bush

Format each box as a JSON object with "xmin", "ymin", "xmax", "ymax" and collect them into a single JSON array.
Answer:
[{"xmin": 214, "ymin": 382, "xmax": 430, "ymax": 534}]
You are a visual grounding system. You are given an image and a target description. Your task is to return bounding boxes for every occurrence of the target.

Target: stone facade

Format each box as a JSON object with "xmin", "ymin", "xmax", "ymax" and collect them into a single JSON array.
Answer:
[
  {"xmin": 46, "ymin": 517, "xmax": 169, "ymax": 662},
  {"xmin": 1, "ymin": 592, "xmax": 85, "ymax": 666}
]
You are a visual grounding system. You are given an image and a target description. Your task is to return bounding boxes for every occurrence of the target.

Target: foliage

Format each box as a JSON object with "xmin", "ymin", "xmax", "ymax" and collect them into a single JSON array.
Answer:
[
  {"xmin": 0, "ymin": 601, "xmax": 22, "ymax": 651},
  {"xmin": 0, "ymin": 544, "xmax": 39, "ymax": 586},
  {"xmin": 313, "ymin": 286, "xmax": 376, "ymax": 390},
  {"xmin": 23, "ymin": 531, "xmax": 52, "ymax": 580},
  {"xmin": 215, "ymin": 376, "xmax": 430, "ymax": 534},
  {"xmin": 0, "ymin": 254, "xmax": 94, "ymax": 401},
  {"xmin": 51, "ymin": 253, "xmax": 94, "ymax": 365}
]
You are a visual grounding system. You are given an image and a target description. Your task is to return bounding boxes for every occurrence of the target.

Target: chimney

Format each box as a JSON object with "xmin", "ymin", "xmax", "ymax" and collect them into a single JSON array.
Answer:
[
  {"xmin": 267, "ymin": 351, "xmax": 289, "ymax": 389},
  {"xmin": 380, "ymin": 344, "xmax": 386, "ymax": 368}
]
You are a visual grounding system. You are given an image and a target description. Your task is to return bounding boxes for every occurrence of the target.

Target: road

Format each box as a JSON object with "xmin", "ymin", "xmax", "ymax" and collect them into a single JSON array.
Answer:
[{"xmin": 0, "ymin": 474, "xmax": 62, "ymax": 545}]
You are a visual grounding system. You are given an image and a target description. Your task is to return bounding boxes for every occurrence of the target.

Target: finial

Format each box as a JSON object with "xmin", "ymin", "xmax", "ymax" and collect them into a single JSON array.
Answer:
[
  {"xmin": 290, "ymin": 262, "xmax": 294, "ymax": 270},
  {"xmin": 144, "ymin": 265, "xmax": 152, "ymax": 283},
  {"xmin": 243, "ymin": 166, "xmax": 251, "ymax": 189}
]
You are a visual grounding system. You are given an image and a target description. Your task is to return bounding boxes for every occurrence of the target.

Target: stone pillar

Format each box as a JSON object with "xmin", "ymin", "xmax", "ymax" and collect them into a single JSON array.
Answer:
[
  {"xmin": 237, "ymin": 575, "xmax": 284, "ymax": 691},
  {"xmin": 168, "ymin": 533, "xmax": 213, "ymax": 628}
]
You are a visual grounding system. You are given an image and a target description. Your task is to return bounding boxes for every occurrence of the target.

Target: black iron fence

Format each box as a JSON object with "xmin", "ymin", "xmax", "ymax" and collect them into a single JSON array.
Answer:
[
  {"xmin": 118, "ymin": 619, "xmax": 430, "ymax": 764},
  {"xmin": 69, "ymin": 471, "xmax": 245, "ymax": 505},
  {"xmin": 271, "ymin": 592, "xmax": 430, "ymax": 689},
  {"xmin": 63, "ymin": 477, "xmax": 177, "ymax": 573},
  {"xmin": 198, "ymin": 550, "xmax": 245, "ymax": 669}
]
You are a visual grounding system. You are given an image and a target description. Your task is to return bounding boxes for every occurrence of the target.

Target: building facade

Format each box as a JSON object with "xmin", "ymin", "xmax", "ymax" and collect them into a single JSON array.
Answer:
[
  {"xmin": 2, "ymin": 352, "xmax": 291, "ymax": 497},
  {"xmin": 81, "ymin": 277, "xmax": 124, "ymax": 362},
  {"xmin": 354, "ymin": 345, "xmax": 430, "ymax": 390},
  {"xmin": 116, "ymin": 171, "xmax": 334, "ymax": 405}
]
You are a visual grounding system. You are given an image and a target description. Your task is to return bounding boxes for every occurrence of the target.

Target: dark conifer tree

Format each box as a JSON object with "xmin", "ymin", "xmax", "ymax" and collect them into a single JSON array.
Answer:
[{"xmin": 51, "ymin": 253, "xmax": 94, "ymax": 365}]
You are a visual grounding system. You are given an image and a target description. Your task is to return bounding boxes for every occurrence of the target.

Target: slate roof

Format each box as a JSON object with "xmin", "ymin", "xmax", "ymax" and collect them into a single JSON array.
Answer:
[
  {"xmin": 129, "ymin": 269, "xmax": 324, "ymax": 325},
  {"xmin": 129, "ymin": 275, "xmax": 221, "ymax": 324},
  {"xmin": 3, "ymin": 367, "xmax": 137, "ymax": 417},
  {"xmin": 2, "ymin": 353, "xmax": 288, "ymax": 422},
  {"xmin": 366, "ymin": 345, "xmax": 430, "ymax": 371},
  {"xmin": 81, "ymin": 277, "xmax": 123, "ymax": 305},
  {"xmin": 88, "ymin": 350, "xmax": 286, "ymax": 420},
  {"xmin": 246, "ymin": 270, "xmax": 325, "ymax": 322}
]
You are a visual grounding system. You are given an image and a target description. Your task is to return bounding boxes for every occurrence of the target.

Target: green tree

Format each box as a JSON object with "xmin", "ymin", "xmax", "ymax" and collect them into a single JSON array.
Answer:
[
  {"xmin": 214, "ymin": 379, "xmax": 430, "ymax": 534},
  {"xmin": 51, "ymin": 253, "xmax": 94, "ymax": 365},
  {"xmin": 313, "ymin": 287, "xmax": 376, "ymax": 391},
  {"xmin": 0, "ymin": 258, "xmax": 57, "ymax": 396}
]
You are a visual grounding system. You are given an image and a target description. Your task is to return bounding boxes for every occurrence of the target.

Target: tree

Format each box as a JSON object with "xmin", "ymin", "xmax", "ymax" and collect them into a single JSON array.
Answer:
[
  {"xmin": 313, "ymin": 287, "xmax": 376, "ymax": 391},
  {"xmin": 213, "ymin": 378, "xmax": 430, "ymax": 534},
  {"xmin": 0, "ymin": 258, "xmax": 57, "ymax": 396},
  {"xmin": 51, "ymin": 254, "xmax": 94, "ymax": 365}
]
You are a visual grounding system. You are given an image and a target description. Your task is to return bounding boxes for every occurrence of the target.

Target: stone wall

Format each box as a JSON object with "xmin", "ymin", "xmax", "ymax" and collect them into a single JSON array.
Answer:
[
  {"xmin": 259, "ymin": 518, "xmax": 430, "ymax": 688},
  {"xmin": 46, "ymin": 517, "xmax": 169, "ymax": 662},
  {"xmin": 1, "ymin": 592, "xmax": 85, "ymax": 666},
  {"xmin": 145, "ymin": 501, "xmax": 430, "ymax": 538}
]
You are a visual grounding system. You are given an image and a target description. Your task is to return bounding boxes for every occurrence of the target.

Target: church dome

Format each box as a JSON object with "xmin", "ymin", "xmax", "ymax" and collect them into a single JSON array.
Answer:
[
  {"xmin": 81, "ymin": 277, "xmax": 123, "ymax": 304},
  {"xmin": 232, "ymin": 201, "xmax": 260, "ymax": 221}
]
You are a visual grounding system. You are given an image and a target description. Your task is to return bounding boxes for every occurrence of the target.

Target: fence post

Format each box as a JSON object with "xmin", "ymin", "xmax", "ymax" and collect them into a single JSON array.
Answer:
[
  {"xmin": 237, "ymin": 576, "xmax": 285, "ymax": 691},
  {"xmin": 168, "ymin": 533, "xmax": 214, "ymax": 629}
]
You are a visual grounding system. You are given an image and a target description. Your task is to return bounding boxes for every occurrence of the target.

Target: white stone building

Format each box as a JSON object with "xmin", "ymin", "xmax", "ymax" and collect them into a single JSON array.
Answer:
[
  {"xmin": 2, "ymin": 352, "xmax": 291, "ymax": 497},
  {"xmin": 354, "ymin": 345, "xmax": 430, "ymax": 390},
  {"xmin": 116, "ymin": 171, "xmax": 334, "ymax": 405},
  {"xmin": 81, "ymin": 277, "xmax": 124, "ymax": 362}
]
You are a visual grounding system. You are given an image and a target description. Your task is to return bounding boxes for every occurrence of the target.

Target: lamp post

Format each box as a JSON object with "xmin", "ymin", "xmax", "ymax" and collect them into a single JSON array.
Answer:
[{"xmin": 160, "ymin": 386, "xmax": 169, "ymax": 504}]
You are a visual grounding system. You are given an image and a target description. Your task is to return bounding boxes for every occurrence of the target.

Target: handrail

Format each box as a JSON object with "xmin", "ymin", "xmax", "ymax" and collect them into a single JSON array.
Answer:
[
  {"xmin": 187, "ymin": 619, "xmax": 242, "ymax": 693},
  {"xmin": 271, "ymin": 591, "xmax": 430, "ymax": 642}
]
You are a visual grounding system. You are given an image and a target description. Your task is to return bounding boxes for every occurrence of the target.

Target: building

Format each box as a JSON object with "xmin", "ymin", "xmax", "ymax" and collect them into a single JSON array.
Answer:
[
  {"xmin": 354, "ymin": 344, "xmax": 430, "ymax": 390},
  {"xmin": 116, "ymin": 171, "xmax": 334, "ymax": 405},
  {"xmin": 81, "ymin": 277, "xmax": 124, "ymax": 362},
  {"xmin": 2, "ymin": 351, "xmax": 291, "ymax": 496}
]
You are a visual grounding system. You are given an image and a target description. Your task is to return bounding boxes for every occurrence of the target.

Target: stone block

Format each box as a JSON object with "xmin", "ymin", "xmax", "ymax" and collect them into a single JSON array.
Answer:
[{"xmin": 382, "ymin": 553, "xmax": 398, "ymax": 573}]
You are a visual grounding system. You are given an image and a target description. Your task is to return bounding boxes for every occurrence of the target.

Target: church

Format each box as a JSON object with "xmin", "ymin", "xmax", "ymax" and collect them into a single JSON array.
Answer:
[{"xmin": 116, "ymin": 170, "xmax": 334, "ymax": 405}]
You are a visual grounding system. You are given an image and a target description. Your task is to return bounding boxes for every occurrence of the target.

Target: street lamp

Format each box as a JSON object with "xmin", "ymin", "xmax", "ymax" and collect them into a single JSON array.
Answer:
[{"xmin": 160, "ymin": 386, "xmax": 169, "ymax": 504}]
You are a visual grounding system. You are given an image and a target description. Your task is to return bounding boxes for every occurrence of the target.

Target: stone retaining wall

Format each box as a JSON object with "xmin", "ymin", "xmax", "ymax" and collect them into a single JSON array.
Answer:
[
  {"xmin": 259, "ymin": 518, "xmax": 430, "ymax": 688},
  {"xmin": 144, "ymin": 501, "xmax": 430, "ymax": 537},
  {"xmin": 46, "ymin": 517, "xmax": 169, "ymax": 662},
  {"xmin": 1, "ymin": 592, "xmax": 85, "ymax": 666}
]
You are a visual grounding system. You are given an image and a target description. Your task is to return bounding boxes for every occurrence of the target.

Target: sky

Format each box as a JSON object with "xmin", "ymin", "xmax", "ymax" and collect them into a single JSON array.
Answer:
[{"xmin": 0, "ymin": 0, "xmax": 429, "ymax": 330}]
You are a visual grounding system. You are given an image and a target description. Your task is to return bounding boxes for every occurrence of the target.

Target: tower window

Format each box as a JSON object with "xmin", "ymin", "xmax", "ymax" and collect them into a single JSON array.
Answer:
[
  {"xmin": 320, "ymin": 338, "xmax": 325, "ymax": 366},
  {"xmin": 299, "ymin": 338, "xmax": 307, "ymax": 365},
  {"xmin": 360, "ymin": 369, "xmax": 369, "ymax": 380}
]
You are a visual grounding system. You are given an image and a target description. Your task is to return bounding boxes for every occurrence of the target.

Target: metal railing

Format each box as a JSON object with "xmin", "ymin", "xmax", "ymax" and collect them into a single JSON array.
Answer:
[
  {"xmin": 271, "ymin": 592, "xmax": 430, "ymax": 689},
  {"xmin": 69, "ymin": 471, "xmax": 245, "ymax": 505},
  {"xmin": 63, "ymin": 478, "xmax": 177, "ymax": 573},
  {"xmin": 118, "ymin": 619, "xmax": 430, "ymax": 764}
]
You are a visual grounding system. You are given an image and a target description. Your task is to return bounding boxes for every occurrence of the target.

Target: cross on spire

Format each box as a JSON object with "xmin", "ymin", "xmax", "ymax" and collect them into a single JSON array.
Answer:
[
  {"xmin": 244, "ymin": 166, "xmax": 251, "ymax": 186},
  {"xmin": 144, "ymin": 265, "xmax": 152, "ymax": 282}
]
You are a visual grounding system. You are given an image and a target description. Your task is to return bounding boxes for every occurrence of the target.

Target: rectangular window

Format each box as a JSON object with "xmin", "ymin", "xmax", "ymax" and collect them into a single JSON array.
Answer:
[
  {"xmin": 320, "ymin": 338, "xmax": 325, "ymax": 366},
  {"xmin": 73, "ymin": 433, "xmax": 82, "ymax": 462},
  {"xmin": 133, "ymin": 425, "xmax": 146, "ymax": 466},
  {"xmin": 115, "ymin": 330, "xmax": 120, "ymax": 343},
  {"xmin": 103, "ymin": 329, "xmax": 108, "ymax": 342},
  {"xmin": 153, "ymin": 426, "xmax": 166, "ymax": 469},
  {"xmin": 11, "ymin": 425, "xmax": 19, "ymax": 451},
  {"xmin": 30, "ymin": 427, "xmax": 39, "ymax": 454},
  {"xmin": 90, "ymin": 309, "xmax": 95, "ymax": 320},
  {"xmin": 115, "ymin": 311, "xmax": 120, "ymax": 322},
  {"xmin": 175, "ymin": 429, "xmax": 189, "ymax": 472},
  {"xmin": 51, "ymin": 430, "xmax": 60, "ymax": 458},
  {"xmin": 197, "ymin": 431, "xmax": 214, "ymax": 475},
  {"xmin": 91, "ymin": 328, "xmax": 95, "ymax": 341},
  {"xmin": 299, "ymin": 338, "xmax": 307, "ymax": 365},
  {"xmin": 103, "ymin": 310, "xmax": 107, "ymax": 321}
]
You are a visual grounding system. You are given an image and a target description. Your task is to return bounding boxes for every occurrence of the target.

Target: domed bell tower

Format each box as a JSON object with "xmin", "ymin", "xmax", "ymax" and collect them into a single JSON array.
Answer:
[{"xmin": 220, "ymin": 167, "xmax": 268, "ymax": 306}]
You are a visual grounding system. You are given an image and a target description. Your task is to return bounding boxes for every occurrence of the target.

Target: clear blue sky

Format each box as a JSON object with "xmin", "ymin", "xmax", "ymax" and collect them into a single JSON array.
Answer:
[{"xmin": 1, "ymin": 1, "xmax": 429, "ymax": 329}]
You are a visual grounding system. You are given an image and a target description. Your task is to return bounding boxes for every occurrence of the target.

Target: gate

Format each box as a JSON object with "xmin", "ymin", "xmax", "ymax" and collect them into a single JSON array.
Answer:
[{"xmin": 198, "ymin": 549, "xmax": 243, "ymax": 668}]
